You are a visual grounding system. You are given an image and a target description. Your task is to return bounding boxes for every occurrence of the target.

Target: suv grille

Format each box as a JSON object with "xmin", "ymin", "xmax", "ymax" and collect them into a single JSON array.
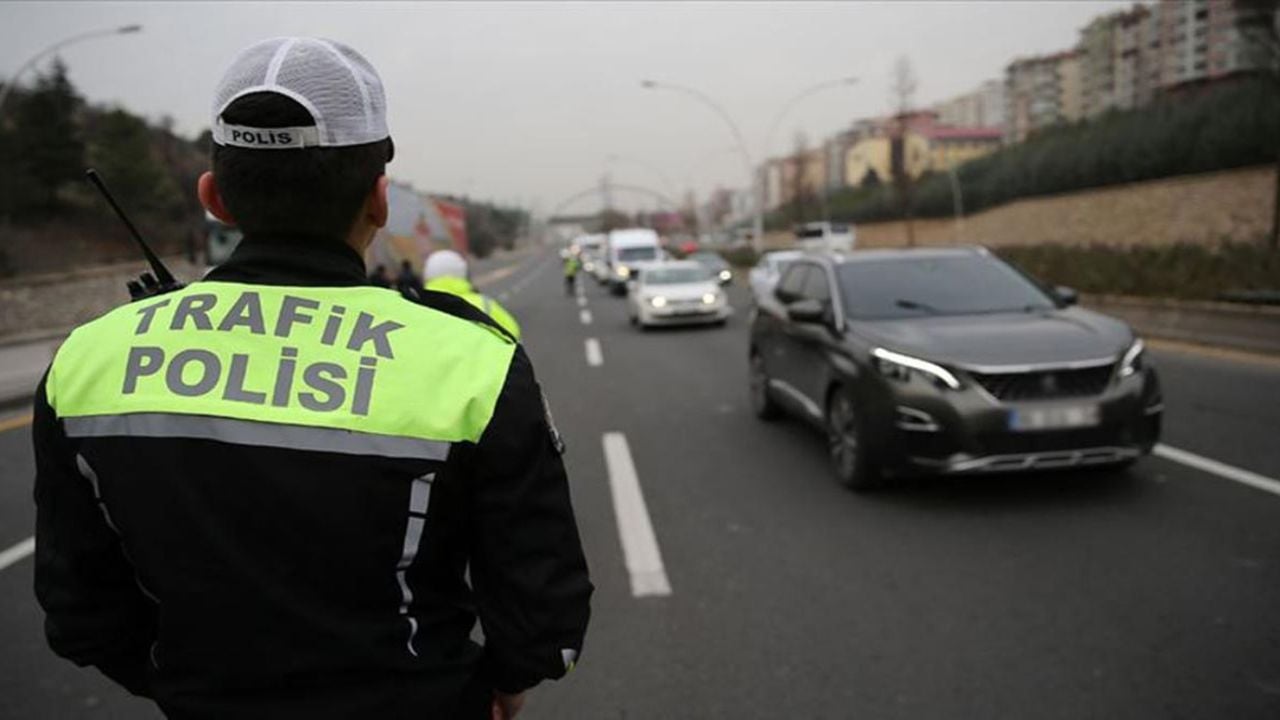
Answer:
[{"xmin": 969, "ymin": 364, "xmax": 1115, "ymax": 402}]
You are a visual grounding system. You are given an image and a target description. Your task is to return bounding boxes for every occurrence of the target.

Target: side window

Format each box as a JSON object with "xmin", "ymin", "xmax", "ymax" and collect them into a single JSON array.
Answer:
[
  {"xmin": 802, "ymin": 266, "xmax": 833, "ymax": 304},
  {"xmin": 776, "ymin": 264, "xmax": 811, "ymax": 303}
]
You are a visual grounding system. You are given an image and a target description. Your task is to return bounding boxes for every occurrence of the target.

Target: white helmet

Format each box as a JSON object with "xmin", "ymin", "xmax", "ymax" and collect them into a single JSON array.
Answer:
[{"xmin": 423, "ymin": 249, "xmax": 468, "ymax": 281}]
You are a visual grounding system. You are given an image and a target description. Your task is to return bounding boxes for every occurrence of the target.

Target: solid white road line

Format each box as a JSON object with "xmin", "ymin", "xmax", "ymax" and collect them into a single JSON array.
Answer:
[
  {"xmin": 1154, "ymin": 444, "xmax": 1280, "ymax": 499},
  {"xmin": 602, "ymin": 433, "xmax": 672, "ymax": 598},
  {"xmin": 585, "ymin": 338, "xmax": 603, "ymax": 367},
  {"xmin": 580, "ymin": 309, "xmax": 593, "ymax": 325},
  {"xmin": 0, "ymin": 536, "xmax": 35, "ymax": 572}
]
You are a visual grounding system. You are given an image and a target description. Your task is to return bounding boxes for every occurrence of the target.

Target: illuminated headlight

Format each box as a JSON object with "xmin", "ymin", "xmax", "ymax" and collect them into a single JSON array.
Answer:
[
  {"xmin": 616, "ymin": 265, "xmax": 631, "ymax": 279},
  {"xmin": 1119, "ymin": 338, "xmax": 1145, "ymax": 378},
  {"xmin": 871, "ymin": 347, "xmax": 961, "ymax": 390},
  {"xmin": 584, "ymin": 261, "xmax": 595, "ymax": 273},
  {"xmin": 718, "ymin": 269, "xmax": 732, "ymax": 282},
  {"xmin": 649, "ymin": 295, "xmax": 668, "ymax": 308},
  {"xmin": 702, "ymin": 292, "xmax": 719, "ymax": 305}
]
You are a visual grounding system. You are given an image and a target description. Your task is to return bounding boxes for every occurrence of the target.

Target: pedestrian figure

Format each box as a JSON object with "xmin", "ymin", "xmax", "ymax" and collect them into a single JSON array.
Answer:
[
  {"xmin": 368, "ymin": 263, "xmax": 391, "ymax": 287},
  {"xmin": 564, "ymin": 253, "xmax": 581, "ymax": 296},
  {"xmin": 395, "ymin": 258, "xmax": 421, "ymax": 295}
]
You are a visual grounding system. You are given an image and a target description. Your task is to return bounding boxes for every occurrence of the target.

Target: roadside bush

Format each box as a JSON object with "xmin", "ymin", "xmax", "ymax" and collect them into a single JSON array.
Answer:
[
  {"xmin": 838, "ymin": 77, "xmax": 1280, "ymax": 223},
  {"xmin": 996, "ymin": 242, "xmax": 1280, "ymax": 301}
]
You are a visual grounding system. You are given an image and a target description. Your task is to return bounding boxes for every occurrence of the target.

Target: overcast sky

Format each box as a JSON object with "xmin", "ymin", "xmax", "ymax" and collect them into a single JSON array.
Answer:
[{"xmin": 2, "ymin": 1, "xmax": 1129, "ymax": 214}]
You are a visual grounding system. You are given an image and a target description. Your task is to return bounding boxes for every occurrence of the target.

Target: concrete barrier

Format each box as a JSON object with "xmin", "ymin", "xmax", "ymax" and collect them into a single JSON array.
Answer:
[{"xmin": 1084, "ymin": 294, "xmax": 1280, "ymax": 356}]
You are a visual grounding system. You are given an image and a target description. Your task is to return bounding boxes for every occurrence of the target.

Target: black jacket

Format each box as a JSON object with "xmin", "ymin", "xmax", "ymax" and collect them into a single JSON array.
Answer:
[{"xmin": 32, "ymin": 236, "xmax": 592, "ymax": 719}]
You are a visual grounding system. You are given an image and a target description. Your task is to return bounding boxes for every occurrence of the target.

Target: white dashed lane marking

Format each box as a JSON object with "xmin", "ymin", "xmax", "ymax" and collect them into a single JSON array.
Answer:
[
  {"xmin": 0, "ymin": 536, "xmax": 35, "ymax": 572},
  {"xmin": 585, "ymin": 338, "xmax": 603, "ymax": 367},
  {"xmin": 602, "ymin": 432, "xmax": 671, "ymax": 598},
  {"xmin": 580, "ymin": 309, "xmax": 593, "ymax": 325}
]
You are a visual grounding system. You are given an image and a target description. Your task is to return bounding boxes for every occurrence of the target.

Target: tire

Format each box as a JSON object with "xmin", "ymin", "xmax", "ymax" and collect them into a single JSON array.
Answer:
[
  {"xmin": 749, "ymin": 352, "xmax": 782, "ymax": 421},
  {"xmin": 826, "ymin": 387, "xmax": 883, "ymax": 491}
]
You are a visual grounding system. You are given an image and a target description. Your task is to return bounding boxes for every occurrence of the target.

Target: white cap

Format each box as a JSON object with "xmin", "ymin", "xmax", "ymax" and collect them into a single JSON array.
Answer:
[
  {"xmin": 424, "ymin": 250, "xmax": 468, "ymax": 281},
  {"xmin": 211, "ymin": 37, "xmax": 389, "ymax": 150}
]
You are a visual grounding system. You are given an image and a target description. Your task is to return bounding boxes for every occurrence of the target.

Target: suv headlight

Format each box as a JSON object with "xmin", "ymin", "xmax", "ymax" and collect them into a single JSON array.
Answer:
[
  {"xmin": 702, "ymin": 292, "xmax": 719, "ymax": 305},
  {"xmin": 718, "ymin": 269, "xmax": 732, "ymax": 282},
  {"xmin": 1119, "ymin": 338, "xmax": 1145, "ymax": 378},
  {"xmin": 871, "ymin": 347, "xmax": 961, "ymax": 390},
  {"xmin": 616, "ymin": 265, "xmax": 631, "ymax": 279},
  {"xmin": 649, "ymin": 295, "xmax": 668, "ymax": 308}
]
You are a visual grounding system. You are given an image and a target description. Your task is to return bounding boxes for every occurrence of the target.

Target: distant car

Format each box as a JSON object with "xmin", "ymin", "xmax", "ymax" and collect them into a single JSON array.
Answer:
[
  {"xmin": 606, "ymin": 228, "xmax": 664, "ymax": 296},
  {"xmin": 581, "ymin": 249, "xmax": 602, "ymax": 277},
  {"xmin": 687, "ymin": 251, "xmax": 733, "ymax": 285},
  {"xmin": 748, "ymin": 247, "xmax": 1162, "ymax": 490},
  {"xmin": 748, "ymin": 249, "xmax": 804, "ymax": 306},
  {"xmin": 794, "ymin": 221, "xmax": 855, "ymax": 252},
  {"xmin": 627, "ymin": 261, "xmax": 731, "ymax": 329}
]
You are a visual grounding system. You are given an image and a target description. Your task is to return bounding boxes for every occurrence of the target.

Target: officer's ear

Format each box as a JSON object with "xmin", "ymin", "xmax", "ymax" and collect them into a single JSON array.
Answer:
[
  {"xmin": 198, "ymin": 172, "xmax": 236, "ymax": 226},
  {"xmin": 366, "ymin": 175, "xmax": 389, "ymax": 229}
]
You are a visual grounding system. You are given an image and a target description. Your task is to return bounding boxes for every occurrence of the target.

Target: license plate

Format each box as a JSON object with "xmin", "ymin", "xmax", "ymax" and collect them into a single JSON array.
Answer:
[{"xmin": 1008, "ymin": 404, "xmax": 1100, "ymax": 431}]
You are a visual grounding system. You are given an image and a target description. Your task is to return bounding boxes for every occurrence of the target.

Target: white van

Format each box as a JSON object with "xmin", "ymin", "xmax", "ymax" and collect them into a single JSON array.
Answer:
[
  {"xmin": 605, "ymin": 228, "xmax": 663, "ymax": 295},
  {"xmin": 794, "ymin": 221, "xmax": 855, "ymax": 252}
]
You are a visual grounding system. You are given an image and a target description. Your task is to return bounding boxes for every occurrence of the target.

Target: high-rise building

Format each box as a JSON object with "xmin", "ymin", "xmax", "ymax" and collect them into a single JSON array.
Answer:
[
  {"xmin": 934, "ymin": 80, "xmax": 1006, "ymax": 130},
  {"xmin": 1079, "ymin": 5, "xmax": 1154, "ymax": 118},
  {"xmin": 1004, "ymin": 50, "xmax": 1082, "ymax": 144}
]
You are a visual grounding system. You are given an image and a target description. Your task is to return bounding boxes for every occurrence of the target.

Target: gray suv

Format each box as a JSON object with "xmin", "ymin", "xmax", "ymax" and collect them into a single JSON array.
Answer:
[{"xmin": 748, "ymin": 247, "xmax": 1163, "ymax": 490}]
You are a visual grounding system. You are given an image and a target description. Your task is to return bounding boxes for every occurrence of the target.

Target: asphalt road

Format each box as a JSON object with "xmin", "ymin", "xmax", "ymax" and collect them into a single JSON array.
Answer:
[{"xmin": 2, "ymin": 246, "xmax": 1279, "ymax": 719}]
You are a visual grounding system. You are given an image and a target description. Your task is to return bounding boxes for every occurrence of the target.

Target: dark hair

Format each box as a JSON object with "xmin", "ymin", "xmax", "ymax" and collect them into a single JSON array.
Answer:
[{"xmin": 211, "ymin": 92, "xmax": 393, "ymax": 239}]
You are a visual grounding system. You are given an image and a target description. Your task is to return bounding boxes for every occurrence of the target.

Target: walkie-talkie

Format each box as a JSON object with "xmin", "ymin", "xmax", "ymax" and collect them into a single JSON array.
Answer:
[{"xmin": 85, "ymin": 169, "xmax": 184, "ymax": 300}]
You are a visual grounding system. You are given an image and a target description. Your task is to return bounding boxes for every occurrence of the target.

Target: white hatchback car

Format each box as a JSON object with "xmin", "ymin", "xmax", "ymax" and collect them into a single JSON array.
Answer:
[{"xmin": 628, "ymin": 261, "xmax": 731, "ymax": 329}]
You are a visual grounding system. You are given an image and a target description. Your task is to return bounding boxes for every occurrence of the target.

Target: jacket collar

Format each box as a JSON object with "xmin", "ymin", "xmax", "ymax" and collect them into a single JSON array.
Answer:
[
  {"xmin": 424, "ymin": 275, "xmax": 475, "ymax": 296},
  {"xmin": 204, "ymin": 232, "xmax": 369, "ymax": 287}
]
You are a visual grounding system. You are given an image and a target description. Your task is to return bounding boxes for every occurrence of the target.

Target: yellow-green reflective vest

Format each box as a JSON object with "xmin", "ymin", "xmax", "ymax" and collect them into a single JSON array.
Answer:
[
  {"xmin": 46, "ymin": 282, "xmax": 516, "ymax": 453},
  {"xmin": 425, "ymin": 276, "xmax": 522, "ymax": 341}
]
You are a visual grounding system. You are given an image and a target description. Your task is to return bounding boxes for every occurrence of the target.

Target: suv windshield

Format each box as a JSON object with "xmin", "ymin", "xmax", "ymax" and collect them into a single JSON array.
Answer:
[
  {"xmin": 837, "ymin": 254, "xmax": 1056, "ymax": 319},
  {"xmin": 645, "ymin": 266, "xmax": 711, "ymax": 285},
  {"xmin": 618, "ymin": 247, "xmax": 658, "ymax": 262}
]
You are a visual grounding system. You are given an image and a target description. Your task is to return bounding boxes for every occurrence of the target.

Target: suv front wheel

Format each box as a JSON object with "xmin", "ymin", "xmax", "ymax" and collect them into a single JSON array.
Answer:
[
  {"xmin": 826, "ymin": 387, "xmax": 883, "ymax": 491},
  {"xmin": 749, "ymin": 352, "xmax": 781, "ymax": 421}
]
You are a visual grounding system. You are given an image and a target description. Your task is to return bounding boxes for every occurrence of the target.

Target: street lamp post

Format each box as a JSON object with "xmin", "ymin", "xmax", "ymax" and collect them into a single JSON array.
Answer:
[
  {"xmin": 606, "ymin": 153, "xmax": 679, "ymax": 200},
  {"xmin": 641, "ymin": 76, "xmax": 857, "ymax": 252},
  {"xmin": 641, "ymin": 79, "xmax": 763, "ymax": 251},
  {"xmin": 0, "ymin": 24, "xmax": 142, "ymax": 115}
]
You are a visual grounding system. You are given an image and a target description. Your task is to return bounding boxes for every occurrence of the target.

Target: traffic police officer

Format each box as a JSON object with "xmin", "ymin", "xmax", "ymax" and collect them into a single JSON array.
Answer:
[
  {"xmin": 563, "ymin": 252, "xmax": 581, "ymax": 296},
  {"xmin": 423, "ymin": 249, "xmax": 521, "ymax": 340},
  {"xmin": 33, "ymin": 37, "xmax": 591, "ymax": 720}
]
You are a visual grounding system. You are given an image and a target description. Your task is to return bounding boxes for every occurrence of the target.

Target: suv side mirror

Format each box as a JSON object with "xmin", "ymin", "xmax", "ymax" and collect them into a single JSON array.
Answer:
[
  {"xmin": 1054, "ymin": 285, "xmax": 1078, "ymax": 306},
  {"xmin": 786, "ymin": 299, "xmax": 826, "ymax": 324}
]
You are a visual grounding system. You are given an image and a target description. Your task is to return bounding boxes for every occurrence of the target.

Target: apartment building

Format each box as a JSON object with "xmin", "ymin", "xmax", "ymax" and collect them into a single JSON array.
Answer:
[
  {"xmin": 1004, "ymin": 51, "xmax": 1082, "ymax": 144},
  {"xmin": 934, "ymin": 80, "xmax": 1006, "ymax": 130}
]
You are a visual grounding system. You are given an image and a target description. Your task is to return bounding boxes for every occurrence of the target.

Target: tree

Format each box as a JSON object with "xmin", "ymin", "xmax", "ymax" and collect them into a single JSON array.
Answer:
[
  {"xmin": 789, "ymin": 131, "xmax": 814, "ymax": 225},
  {"xmin": 1235, "ymin": 0, "xmax": 1280, "ymax": 249},
  {"xmin": 10, "ymin": 58, "xmax": 84, "ymax": 216},
  {"xmin": 85, "ymin": 108, "xmax": 182, "ymax": 218},
  {"xmin": 889, "ymin": 55, "xmax": 918, "ymax": 246}
]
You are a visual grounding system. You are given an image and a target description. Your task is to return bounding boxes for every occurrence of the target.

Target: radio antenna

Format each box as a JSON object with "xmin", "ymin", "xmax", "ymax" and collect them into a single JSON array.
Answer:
[{"xmin": 85, "ymin": 168, "xmax": 178, "ymax": 288}]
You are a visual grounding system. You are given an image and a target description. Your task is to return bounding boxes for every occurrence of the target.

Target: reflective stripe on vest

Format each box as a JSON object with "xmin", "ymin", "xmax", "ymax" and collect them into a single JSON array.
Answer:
[{"xmin": 47, "ymin": 282, "xmax": 516, "ymax": 447}]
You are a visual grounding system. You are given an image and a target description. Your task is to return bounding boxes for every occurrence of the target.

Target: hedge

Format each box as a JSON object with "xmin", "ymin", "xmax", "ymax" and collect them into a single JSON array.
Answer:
[{"xmin": 833, "ymin": 76, "xmax": 1279, "ymax": 224}]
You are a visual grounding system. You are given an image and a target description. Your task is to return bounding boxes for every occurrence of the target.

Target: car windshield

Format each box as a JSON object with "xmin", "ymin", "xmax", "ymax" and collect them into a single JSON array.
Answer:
[
  {"xmin": 689, "ymin": 253, "xmax": 724, "ymax": 266},
  {"xmin": 645, "ymin": 267, "xmax": 711, "ymax": 285},
  {"xmin": 837, "ymin": 254, "xmax": 1056, "ymax": 319},
  {"xmin": 618, "ymin": 247, "xmax": 658, "ymax": 262}
]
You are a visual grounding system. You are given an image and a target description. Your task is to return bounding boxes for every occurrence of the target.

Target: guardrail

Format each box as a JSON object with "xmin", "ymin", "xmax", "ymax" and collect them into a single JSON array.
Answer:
[{"xmin": 1083, "ymin": 294, "xmax": 1280, "ymax": 356}]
